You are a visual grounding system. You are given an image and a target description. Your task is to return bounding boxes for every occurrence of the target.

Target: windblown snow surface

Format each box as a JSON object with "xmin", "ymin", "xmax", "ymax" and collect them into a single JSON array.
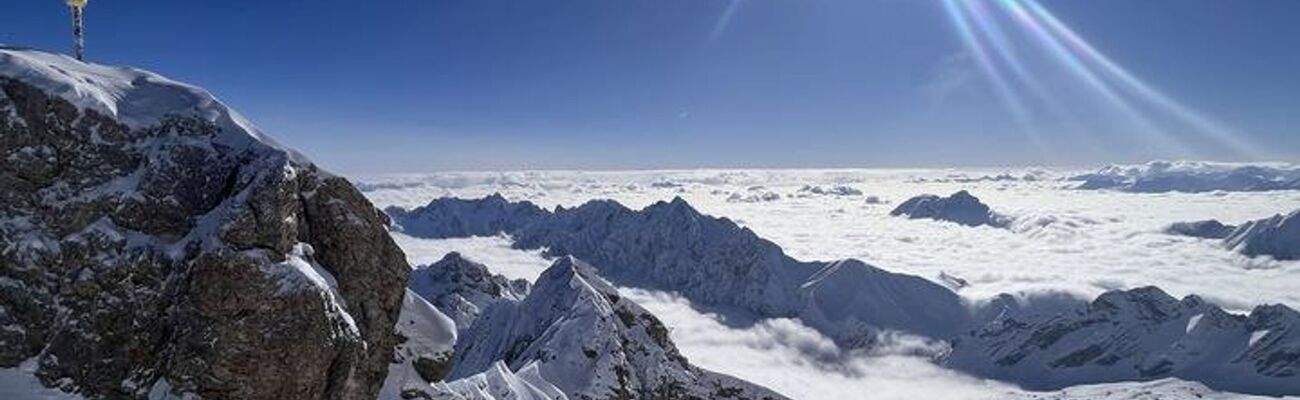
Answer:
[{"xmin": 360, "ymin": 167, "xmax": 1300, "ymax": 400}]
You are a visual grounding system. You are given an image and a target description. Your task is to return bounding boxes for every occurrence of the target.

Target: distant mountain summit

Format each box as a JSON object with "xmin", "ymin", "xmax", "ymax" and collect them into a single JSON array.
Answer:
[
  {"xmin": 390, "ymin": 195, "xmax": 971, "ymax": 346},
  {"xmin": 1, "ymin": 47, "xmax": 408, "ymax": 398},
  {"xmin": 948, "ymin": 286, "xmax": 1300, "ymax": 396},
  {"xmin": 1167, "ymin": 210, "xmax": 1300, "ymax": 260},
  {"xmin": 1070, "ymin": 161, "xmax": 1300, "ymax": 193},
  {"xmin": 891, "ymin": 190, "xmax": 1011, "ymax": 228}
]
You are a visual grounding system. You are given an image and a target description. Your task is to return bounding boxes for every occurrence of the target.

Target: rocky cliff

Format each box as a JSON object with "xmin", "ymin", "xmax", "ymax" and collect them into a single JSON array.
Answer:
[{"xmin": 0, "ymin": 47, "xmax": 408, "ymax": 399}]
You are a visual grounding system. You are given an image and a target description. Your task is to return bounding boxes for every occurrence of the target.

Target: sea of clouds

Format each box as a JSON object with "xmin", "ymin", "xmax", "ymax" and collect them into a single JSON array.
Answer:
[{"xmin": 362, "ymin": 167, "xmax": 1300, "ymax": 399}]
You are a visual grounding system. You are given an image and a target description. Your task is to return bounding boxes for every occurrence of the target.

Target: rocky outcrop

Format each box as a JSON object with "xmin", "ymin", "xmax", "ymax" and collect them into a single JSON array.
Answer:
[
  {"xmin": 947, "ymin": 287, "xmax": 1300, "ymax": 396},
  {"xmin": 1167, "ymin": 210, "xmax": 1300, "ymax": 260},
  {"xmin": 0, "ymin": 47, "xmax": 407, "ymax": 398},
  {"xmin": 440, "ymin": 257, "xmax": 788, "ymax": 400},
  {"xmin": 389, "ymin": 195, "xmax": 971, "ymax": 346},
  {"xmin": 1166, "ymin": 219, "xmax": 1236, "ymax": 239},
  {"xmin": 890, "ymin": 190, "xmax": 1010, "ymax": 228},
  {"xmin": 407, "ymin": 252, "xmax": 529, "ymax": 332}
]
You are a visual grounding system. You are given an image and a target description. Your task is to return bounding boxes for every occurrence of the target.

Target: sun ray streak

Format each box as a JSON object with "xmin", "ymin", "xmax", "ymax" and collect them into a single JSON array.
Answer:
[
  {"xmin": 941, "ymin": 0, "xmax": 1047, "ymax": 152},
  {"xmin": 1020, "ymin": 0, "xmax": 1264, "ymax": 159},
  {"xmin": 995, "ymin": 0, "xmax": 1191, "ymax": 156},
  {"xmin": 709, "ymin": 0, "xmax": 744, "ymax": 42},
  {"xmin": 959, "ymin": 0, "xmax": 1076, "ymax": 142}
]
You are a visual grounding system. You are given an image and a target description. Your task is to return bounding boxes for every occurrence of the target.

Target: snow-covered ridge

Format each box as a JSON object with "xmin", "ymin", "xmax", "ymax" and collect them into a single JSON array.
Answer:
[
  {"xmin": 0, "ymin": 45, "xmax": 306, "ymax": 163},
  {"xmin": 1069, "ymin": 160, "xmax": 1300, "ymax": 193},
  {"xmin": 408, "ymin": 255, "xmax": 788, "ymax": 400},
  {"xmin": 1167, "ymin": 209, "xmax": 1300, "ymax": 260},
  {"xmin": 389, "ymin": 195, "xmax": 971, "ymax": 346},
  {"xmin": 947, "ymin": 286, "xmax": 1300, "ymax": 396}
]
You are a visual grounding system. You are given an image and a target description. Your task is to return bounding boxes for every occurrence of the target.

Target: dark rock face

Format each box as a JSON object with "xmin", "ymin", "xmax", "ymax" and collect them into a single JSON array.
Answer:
[
  {"xmin": 948, "ymin": 286, "xmax": 1300, "ymax": 396},
  {"xmin": 890, "ymin": 190, "xmax": 1010, "ymax": 228},
  {"xmin": 1167, "ymin": 210, "xmax": 1300, "ymax": 261},
  {"xmin": 1167, "ymin": 219, "xmax": 1236, "ymax": 239},
  {"xmin": 0, "ymin": 65, "xmax": 406, "ymax": 397}
]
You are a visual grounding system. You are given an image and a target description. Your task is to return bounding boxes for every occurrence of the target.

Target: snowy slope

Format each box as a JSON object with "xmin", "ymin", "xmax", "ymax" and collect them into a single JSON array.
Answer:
[
  {"xmin": 947, "ymin": 286, "xmax": 1300, "ymax": 396},
  {"xmin": 1070, "ymin": 161, "xmax": 1300, "ymax": 193},
  {"xmin": 390, "ymin": 195, "xmax": 971, "ymax": 345},
  {"xmin": 407, "ymin": 256, "xmax": 787, "ymax": 400},
  {"xmin": 379, "ymin": 290, "xmax": 459, "ymax": 399}
]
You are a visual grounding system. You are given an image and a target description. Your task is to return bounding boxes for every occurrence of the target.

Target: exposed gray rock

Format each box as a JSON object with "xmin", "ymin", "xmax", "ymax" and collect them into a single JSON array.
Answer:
[
  {"xmin": 1, "ymin": 47, "xmax": 407, "ymax": 399},
  {"xmin": 890, "ymin": 190, "xmax": 1011, "ymax": 228},
  {"xmin": 407, "ymin": 252, "xmax": 528, "ymax": 331}
]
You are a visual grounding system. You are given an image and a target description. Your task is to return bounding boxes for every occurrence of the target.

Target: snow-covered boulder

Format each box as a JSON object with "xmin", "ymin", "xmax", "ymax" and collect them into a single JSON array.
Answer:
[
  {"xmin": 442, "ymin": 257, "xmax": 789, "ymax": 400},
  {"xmin": 890, "ymin": 190, "xmax": 1011, "ymax": 228},
  {"xmin": 947, "ymin": 286, "xmax": 1300, "ymax": 396},
  {"xmin": 1168, "ymin": 210, "xmax": 1300, "ymax": 260},
  {"xmin": 390, "ymin": 195, "xmax": 971, "ymax": 345},
  {"xmin": 1070, "ymin": 161, "xmax": 1300, "ymax": 193},
  {"xmin": 0, "ymin": 47, "xmax": 409, "ymax": 398}
]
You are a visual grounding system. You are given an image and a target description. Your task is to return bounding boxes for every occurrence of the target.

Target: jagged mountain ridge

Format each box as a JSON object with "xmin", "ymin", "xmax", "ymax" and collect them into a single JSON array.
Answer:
[
  {"xmin": 947, "ymin": 286, "xmax": 1300, "ymax": 396},
  {"xmin": 390, "ymin": 194, "xmax": 1300, "ymax": 397},
  {"xmin": 388, "ymin": 195, "xmax": 970, "ymax": 346},
  {"xmin": 406, "ymin": 255, "xmax": 787, "ymax": 400},
  {"xmin": 1, "ymin": 47, "xmax": 409, "ymax": 399},
  {"xmin": 1167, "ymin": 209, "xmax": 1300, "ymax": 260},
  {"xmin": 1069, "ymin": 161, "xmax": 1300, "ymax": 193}
]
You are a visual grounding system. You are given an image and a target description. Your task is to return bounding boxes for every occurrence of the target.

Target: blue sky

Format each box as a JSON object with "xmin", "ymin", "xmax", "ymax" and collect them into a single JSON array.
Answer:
[{"xmin": 3, "ymin": 0, "xmax": 1298, "ymax": 173}]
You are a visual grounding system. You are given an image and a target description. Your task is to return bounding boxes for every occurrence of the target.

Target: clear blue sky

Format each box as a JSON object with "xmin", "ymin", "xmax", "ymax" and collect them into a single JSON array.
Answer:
[{"xmin": 3, "ymin": 0, "xmax": 1298, "ymax": 173}]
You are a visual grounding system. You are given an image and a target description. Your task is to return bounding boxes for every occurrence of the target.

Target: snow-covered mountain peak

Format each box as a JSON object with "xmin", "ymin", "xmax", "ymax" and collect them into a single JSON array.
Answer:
[
  {"xmin": 0, "ymin": 46, "xmax": 305, "ymax": 163},
  {"xmin": 433, "ymin": 256, "xmax": 789, "ymax": 400}
]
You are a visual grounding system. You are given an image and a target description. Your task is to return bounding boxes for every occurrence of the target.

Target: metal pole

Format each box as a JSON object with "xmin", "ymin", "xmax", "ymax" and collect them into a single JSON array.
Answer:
[{"xmin": 71, "ymin": 6, "xmax": 85, "ymax": 61}]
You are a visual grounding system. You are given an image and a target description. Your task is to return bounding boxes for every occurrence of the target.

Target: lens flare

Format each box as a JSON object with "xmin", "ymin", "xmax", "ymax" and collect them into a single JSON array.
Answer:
[
  {"xmin": 940, "ymin": 0, "xmax": 1046, "ymax": 152},
  {"xmin": 940, "ymin": 0, "xmax": 1263, "ymax": 159},
  {"xmin": 1019, "ymin": 0, "xmax": 1264, "ymax": 158}
]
